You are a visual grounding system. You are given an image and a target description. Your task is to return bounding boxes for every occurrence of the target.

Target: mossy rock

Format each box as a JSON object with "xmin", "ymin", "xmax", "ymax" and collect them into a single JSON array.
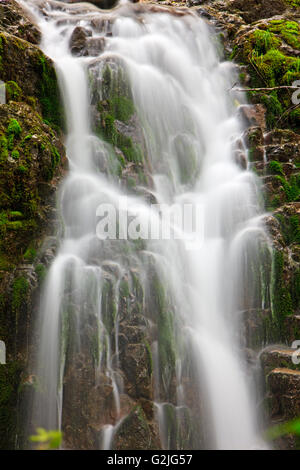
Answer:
[
  {"xmin": 89, "ymin": 59, "xmax": 148, "ymax": 183},
  {"xmin": 0, "ymin": 361, "xmax": 23, "ymax": 449},
  {"xmin": 232, "ymin": 18, "xmax": 300, "ymax": 130}
]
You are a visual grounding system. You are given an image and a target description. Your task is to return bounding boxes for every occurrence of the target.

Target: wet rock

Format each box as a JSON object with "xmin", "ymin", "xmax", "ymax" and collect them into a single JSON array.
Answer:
[
  {"xmin": 238, "ymin": 104, "xmax": 266, "ymax": 130},
  {"xmin": 0, "ymin": 0, "xmax": 41, "ymax": 44}
]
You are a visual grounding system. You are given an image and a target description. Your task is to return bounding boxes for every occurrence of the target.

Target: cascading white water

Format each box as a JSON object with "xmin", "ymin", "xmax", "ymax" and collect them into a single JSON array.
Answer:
[{"xmin": 19, "ymin": 0, "xmax": 270, "ymax": 450}]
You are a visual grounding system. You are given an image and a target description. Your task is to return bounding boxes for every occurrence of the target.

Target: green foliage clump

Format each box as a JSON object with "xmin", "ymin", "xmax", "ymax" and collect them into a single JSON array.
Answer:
[
  {"xmin": 153, "ymin": 277, "xmax": 177, "ymax": 379},
  {"xmin": 251, "ymin": 30, "xmax": 281, "ymax": 55},
  {"xmin": 275, "ymin": 213, "xmax": 300, "ymax": 245},
  {"xmin": 268, "ymin": 160, "xmax": 284, "ymax": 175},
  {"xmin": 110, "ymin": 95, "xmax": 135, "ymax": 123},
  {"xmin": 275, "ymin": 174, "xmax": 300, "ymax": 202},
  {"xmin": 267, "ymin": 417, "xmax": 300, "ymax": 441},
  {"xmin": 260, "ymin": 92, "xmax": 283, "ymax": 128},
  {"xmin": 7, "ymin": 119, "xmax": 22, "ymax": 137}
]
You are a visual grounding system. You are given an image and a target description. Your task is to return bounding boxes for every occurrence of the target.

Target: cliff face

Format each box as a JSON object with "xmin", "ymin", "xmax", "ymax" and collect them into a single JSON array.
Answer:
[
  {"xmin": 189, "ymin": 0, "xmax": 300, "ymax": 449},
  {"xmin": 0, "ymin": 0, "xmax": 66, "ymax": 449}
]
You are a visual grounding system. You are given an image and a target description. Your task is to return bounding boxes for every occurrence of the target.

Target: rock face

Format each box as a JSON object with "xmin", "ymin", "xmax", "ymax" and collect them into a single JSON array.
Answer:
[
  {"xmin": 192, "ymin": 0, "xmax": 300, "ymax": 450},
  {"xmin": 68, "ymin": 0, "xmax": 122, "ymax": 9},
  {"xmin": 0, "ymin": 0, "xmax": 299, "ymax": 451},
  {"xmin": 0, "ymin": 0, "xmax": 66, "ymax": 450}
]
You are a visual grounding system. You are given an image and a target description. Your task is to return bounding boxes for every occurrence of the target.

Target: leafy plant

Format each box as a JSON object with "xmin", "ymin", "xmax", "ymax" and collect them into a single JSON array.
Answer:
[
  {"xmin": 266, "ymin": 417, "xmax": 300, "ymax": 441},
  {"xmin": 30, "ymin": 428, "xmax": 62, "ymax": 450}
]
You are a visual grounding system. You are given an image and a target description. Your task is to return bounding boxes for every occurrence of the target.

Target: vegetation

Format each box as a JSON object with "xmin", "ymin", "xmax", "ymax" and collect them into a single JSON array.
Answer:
[
  {"xmin": 30, "ymin": 428, "xmax": 62, "ymax": 450},
  {"xmin": 232, "ymin": 20, "xmax": 300, "ymax": 129}
]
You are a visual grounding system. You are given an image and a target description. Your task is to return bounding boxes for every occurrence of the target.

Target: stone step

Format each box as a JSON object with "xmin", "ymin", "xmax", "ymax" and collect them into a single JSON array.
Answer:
[
  {"xmin": 266, "ymin": 368, "xmax": 300, "ymax": 420},
  {"xmin": 261, "ymin": 346, "xmax": 300, "ymax": 375}
]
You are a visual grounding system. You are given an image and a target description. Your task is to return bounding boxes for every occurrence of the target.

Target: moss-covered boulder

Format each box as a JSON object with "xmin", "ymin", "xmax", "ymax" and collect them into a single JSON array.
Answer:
[{"xmin": 0, "ymin": 31, "xmax": 64, "ymax": 130}]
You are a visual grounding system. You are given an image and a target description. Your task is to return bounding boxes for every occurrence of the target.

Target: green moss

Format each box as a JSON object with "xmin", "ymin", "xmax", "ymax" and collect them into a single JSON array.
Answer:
[
  {"xmin": 271, "ymin": 250, "xmax": 293, "ymax": 338},
  {"xmin": 285, "ymin": 0, "xmax": 300, "ymax": 7},
  {"xmin": 7, "ymin": 119, "xmax": 22, "ymax": 137},
  {"xmin": 291, "ymin": 268, "xmax": 300, "ymax": 312},
  {"xmin": 268, "ymin": 20, "xmax": 300, "ymax": 50},
  {"xmin": 251, "ymin": 30, "xmax": 281, "ymax": 55},
  {"xmin": 275, "ymin": 174, "xmax": 300, "ymax": 202},
  {"xmin": 6, "ymin": 119, "xmax": 22, "ymax": 151},
  {"xmin": 5, "ymin": 81, "xmax": 22, "ymax": 102},
  {"xmin": 268, "ymin": 160, "xmax": 284, "ymax": 176},
  {"xmin": 9, "ymin": 211, "xmax": 23, "ymax": 220},
  {"xmin": 275, "ymin": 213, "xmax": 300, "ymax": 245},
  {"xmin": 23, "ymin": 247, "xmax": 37, "ymax": 262},
  {"xmin": 238, "ymin": 24, "xmax": 300, "ymax": 129},
  {"xmin": 0, "ymin": 361, "xmax": 22, "ymax": 449},
  {"xmin": 17, "ymin": 165, "xmax": 27, "ymax": 174},
  {"xmin": 260, "ymin": 92, "xmax": 283, "ymax": 128},
  {"xmin": 110, "ymin": 95, "xmax": 134, "ymax": 123},
  {"xmin": 35, "ymin": 264, "xmax": 46, "ymax": 282},
  {"xmin": 94, "ymin": 63, "xmax": 143, "ymax": 167},
  {"xmin": 0, "ymin": 135, "xmax": 8, "ymax": 162},
  {"xmin": 42, "ymin": 144, "xmax": 61, "ymax": 181},
  {"xmin": 11, "ymin": 150, "xmax": 19, "ymax": 160}
]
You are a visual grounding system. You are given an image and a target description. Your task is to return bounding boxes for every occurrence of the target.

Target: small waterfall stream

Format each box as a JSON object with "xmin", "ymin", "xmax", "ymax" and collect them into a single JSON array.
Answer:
[{"xmin": 19, "ymin": 0, "xmax": 270, "ymax": 450}]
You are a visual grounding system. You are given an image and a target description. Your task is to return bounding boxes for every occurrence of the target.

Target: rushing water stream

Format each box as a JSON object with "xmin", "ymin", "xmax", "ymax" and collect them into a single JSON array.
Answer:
[{"xmin": 19, "ymin": 0, "xmax": 270, "ymax": 449}]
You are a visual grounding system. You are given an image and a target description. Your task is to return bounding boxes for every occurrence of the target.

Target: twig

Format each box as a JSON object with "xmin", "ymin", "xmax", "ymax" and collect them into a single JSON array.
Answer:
[{"xmin": 230, "ymin": 85, "xmax": 299, "ymax": 92}]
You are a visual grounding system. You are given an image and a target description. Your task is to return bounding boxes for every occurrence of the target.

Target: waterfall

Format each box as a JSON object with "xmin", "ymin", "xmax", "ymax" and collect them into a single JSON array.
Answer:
[{"xmin": 19, "ymin": 0, "xmax": 270, "ymax": 450}]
